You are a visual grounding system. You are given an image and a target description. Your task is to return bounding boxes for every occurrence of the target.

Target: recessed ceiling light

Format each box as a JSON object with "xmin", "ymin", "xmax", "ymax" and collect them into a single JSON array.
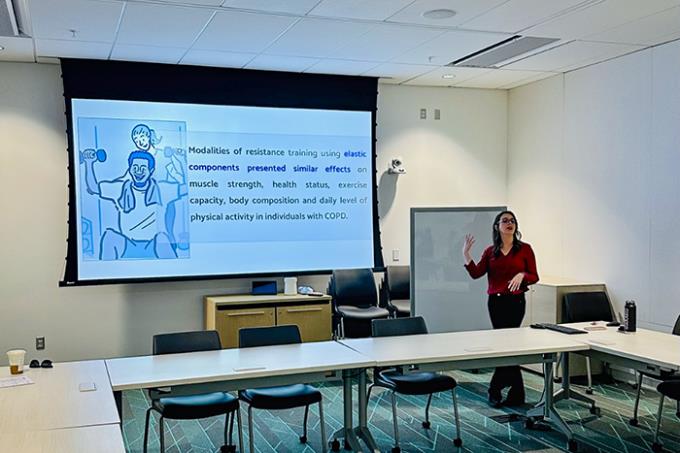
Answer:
[
  {"xmin": 442, "ymin": 74, "xmax": 455, "ymax": 79},
  {"xmin": 422, "ymin": 9, "xmax": 457, "ymax": 20}
]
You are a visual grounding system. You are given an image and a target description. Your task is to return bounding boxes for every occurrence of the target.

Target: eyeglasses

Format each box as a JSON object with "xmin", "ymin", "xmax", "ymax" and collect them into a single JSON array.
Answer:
[
  {"xmin": 29, "ymin": 359, "xmax": 53, "ymax": 369},
  {"xmin": 499, "ymin": 218, "xmax": 516, "ymax": 224}
]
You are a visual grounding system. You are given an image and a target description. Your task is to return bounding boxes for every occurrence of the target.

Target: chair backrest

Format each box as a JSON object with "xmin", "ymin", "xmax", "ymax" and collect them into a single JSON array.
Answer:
[
  {"xmin": 330, "ymin": 268, "xmax": 378, "ymax": 309},
  {"xmin": 153, "ymin": 330, "xmax": 221, "ymax": 355},
  {"xmin": 673, "ymin": 315, "xmax": 680, "ymax": 336},
  {"xmin": 239, "ymin": 324, "xmax": 301, "ymax": 348},
  {"xmin": 563, "ymin": 291, "xmax": 614, "ymax": 323},
  {"xmin": 385, "ymin": 265, "xmax": 410, "ymax": 300},
  {"xmin": 372, "ymin": 316, "xmax": 428, "ymax": 337}
]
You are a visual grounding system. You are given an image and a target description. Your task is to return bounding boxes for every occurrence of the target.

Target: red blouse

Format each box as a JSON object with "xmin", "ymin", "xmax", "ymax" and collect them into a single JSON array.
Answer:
[{"xmin": 464, "ymin": 242, "xmax": 539, "ymax": 295}]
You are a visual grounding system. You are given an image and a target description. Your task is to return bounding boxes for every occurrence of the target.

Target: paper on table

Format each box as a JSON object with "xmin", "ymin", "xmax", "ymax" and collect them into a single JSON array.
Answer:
[{"xmin": 0, "ymin": 375, "xmax": 34, "ymax": 389}]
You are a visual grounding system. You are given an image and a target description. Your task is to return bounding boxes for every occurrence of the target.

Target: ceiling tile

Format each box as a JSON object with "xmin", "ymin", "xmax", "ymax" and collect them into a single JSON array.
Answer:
[
  {"xmin": 116, "ymin": 3, "xmax": 214, "ymax": 48},
  {"xmin": 404, "ymin": 66, "xmax": 491, "ymax": 87},
  {"xmin": 152, "ymin": 0, "xmax": 224, "ymax": 5},
  {"xmin": 500, "ymin": 71, "xmax": 558, "ymax": 89},
  {"xmin": 585, "ymin": 5, "xmax": 680, "ymax": 45},
  {"xmin": 461, "ymin": 0, "xmax": 595, "ymax": 34},
  {"xmin": 111, "ymin": 44, "xmax": 186, "ymax": 64},
  {"xmin": 35, "ymin": 38, "xmax": 112, "ymax": 59},
  {"xmin": 28, "ymin": 0, "xmax": 123, "ymax": 42},
  {"xmin": 391, "ymin": 29, "xmax": 512, "ymax": 65},
  {"xmin": 456, "ymin": 68, "xmax": 556, "ymax": 89},
  {"xmin": 265, "ymin": 18, "xmax": 373, "ymax": 58},
  {"xmin": 222, "ymin": 0, "xmax": 320, "ymax": 15},
  {"xmin": 309, "ymin": 0, "xmax": 414, "ymax": 21},
  {"xmin": 524, "ymin": 0, "xmax": 680, "ymax": 40},
  {"xmin": 362, "ymin": 62, "xmax": 437, "ymax": 84},
  {"xmin": 181, "ymin": 49, "xmax": 256, "ymax": 68},
  {"xmin": 192, "ymin": 10, "xmax": 298, "ymax": 53},
  {"xmin": 386, "ymin": 0, "xmax": 508, "ymax": 27},
  {"xmin": 503, "ymin": 40, "xmax": 642, "ymax": 72},
  {"xmin": 245, "ymin": 54, "xmax": 319, "ymax": 72},
  {"xmin": 0, "ymin": 37, "xmax": 35, "ymax": 62},
  {"xmin": 305, "ymin": 59, "xmax": 378, "ymax": 76},
  {"xmin": 332, "ymin": 23, "xmax": 444, "ymax": 62}
]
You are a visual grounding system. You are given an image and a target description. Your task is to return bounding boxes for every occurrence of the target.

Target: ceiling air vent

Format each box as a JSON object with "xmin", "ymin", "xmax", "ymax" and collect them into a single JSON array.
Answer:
[
  {"xmin": 449, "ymin": 35, "xmax": 559, "ymax": 68},
  {"xmin": 0, "ymin": 0, "xmax": 19, "ymax": 37}
]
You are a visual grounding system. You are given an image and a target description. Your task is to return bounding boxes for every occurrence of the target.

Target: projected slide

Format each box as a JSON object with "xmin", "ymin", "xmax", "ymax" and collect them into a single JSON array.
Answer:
[{"xmin": 71, "ymin": 99, "xmax": 374, "ymax": 281}]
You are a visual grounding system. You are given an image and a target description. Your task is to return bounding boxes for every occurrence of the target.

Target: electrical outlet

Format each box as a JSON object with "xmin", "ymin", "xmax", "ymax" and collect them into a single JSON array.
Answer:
[
  {"xmin": 36, "ymin": 336, "xmax": 45, "ymax": 350},
  {"xmin": 420, "ymin": 108, "xmax": 427, "ymax": 119},
  {"xmin": 392, "ymin": 249, "xmax": 400, "ymax": 261},
  {"xmin": 434, "ymin": 109, "xmax": 441, "ymax": 120}
]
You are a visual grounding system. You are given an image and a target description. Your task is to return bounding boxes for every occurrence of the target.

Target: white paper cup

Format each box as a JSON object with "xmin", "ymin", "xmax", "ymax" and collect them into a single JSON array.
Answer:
[
  {"xmin": 284, "ymin": 277, "xmax": 298, "ymax": 295},
  {"xmin": 7, "ymin": 349, "xmax": 26, "ymax": 375}
]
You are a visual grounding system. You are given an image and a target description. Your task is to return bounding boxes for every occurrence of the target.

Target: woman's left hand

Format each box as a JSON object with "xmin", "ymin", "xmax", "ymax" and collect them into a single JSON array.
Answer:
[{"xmin": 508, "ymin": 273, "xmax": 525, "ymax": 292}]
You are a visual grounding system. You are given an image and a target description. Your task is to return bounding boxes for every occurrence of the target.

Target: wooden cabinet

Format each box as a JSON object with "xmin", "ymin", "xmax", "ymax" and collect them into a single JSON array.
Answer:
[{"xmin": 205, "ymin": 294, "xmax": 332, "ymax": 348}]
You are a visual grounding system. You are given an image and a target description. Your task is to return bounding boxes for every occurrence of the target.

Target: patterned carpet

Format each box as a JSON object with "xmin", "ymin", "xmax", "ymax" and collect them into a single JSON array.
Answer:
[{"xmin": 121, "ymin": 369, "xmax": 680, "ymax": 453}]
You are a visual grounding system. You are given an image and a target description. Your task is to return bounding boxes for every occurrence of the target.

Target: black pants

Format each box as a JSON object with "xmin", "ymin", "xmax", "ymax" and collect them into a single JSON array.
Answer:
[{"xmin": 487, "ymin": 294, "xmax": 526, "ymax": 402}]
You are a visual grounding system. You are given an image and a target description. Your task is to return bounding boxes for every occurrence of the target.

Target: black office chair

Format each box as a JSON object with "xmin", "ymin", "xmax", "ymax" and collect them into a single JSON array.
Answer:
[
  {"xmin": 630, "ymin": 315, "xmax": 680, "ymax": 427},
  {"xmin": 382, "ymin": 265, "xmax": 411, "ymax": 318},
  {"xmin": 369, "ymin": 317, "xmax": 462, "ymax": 453},
  {"xmin": 238, "ymin": 325, "xmax": 326, "ymax": 453},
  {"xmin": 145, "ymin": 330, "xmax": 243, "ymax": 453},
  {"xmin": 563, "ymin": 291, "xmax": 615, "ymax": 394},
  {"xmin": 329, "ymin": 268, "xmax": 389, "ymax": 338},
  {"xmin": 652, "ymin": 380, "xmax": 680, "ymax": 452}
]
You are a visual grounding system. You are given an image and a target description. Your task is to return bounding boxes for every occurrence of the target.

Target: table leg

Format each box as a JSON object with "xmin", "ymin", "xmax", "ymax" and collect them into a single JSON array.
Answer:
[
  {"xmin": 330, "ymin": 369, "xmax": 363, "ymax": 452},
  {"xmin": 528, "ymin": 355, "xmax": 576, "ymax": 451},
  {"xmin": 553, "ymin": 352, "xmax": 598, "ymax": 413},
  {"xmin": 354, "ymin": 369, "xmax": 380, "ymax": 452}
]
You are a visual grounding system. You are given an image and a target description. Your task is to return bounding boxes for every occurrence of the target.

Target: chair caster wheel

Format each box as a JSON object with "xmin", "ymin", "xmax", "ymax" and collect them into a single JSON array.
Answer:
[
  {"xmin": 525, "ymin": 418, "xmax": 535, "ymax": 429},
  {"xmin": 629, "ymin": 418, "xmax": 639, "ymax": 427},
  {"xmin": 422, "ymin": 421, "xmax": 431, "ymax": 429},
  {"xmin": 220, "ymin": 446, "xmax": 236, "ymax": 453},
  {"xmin": 554, "ymin": 376, "xmax": 562, "ymax": 384},
  {"xmin": 391, "ymin": 447, "xmax": 401, "ymax": 453},
  {"xmin": 299, "ymin": 435, "xmax": 307, "ymax": 444},
  {"xmin": 568, "ymin": 439, "xmax": 578, "ymax": 452},
  {"xmin": 586, "ymin": 389, "xmax": 593, "ymax": 395},
  {"xmin": 589, "ymin": 406, "xmax": 601, "ymax": 416},
  {"xmin": 454, "ymin": 438, "xmax": 463, "ymax": 447},
  {"xmin": 652, "ymin": 442, "xmax": 664, "ymax": 452},
  {"xmin": 330, "ymin": 439, "xmax": 340, "ymax": 452}
]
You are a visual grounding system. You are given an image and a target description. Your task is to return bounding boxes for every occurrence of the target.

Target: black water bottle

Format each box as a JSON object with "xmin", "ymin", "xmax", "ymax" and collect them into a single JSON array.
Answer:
[{"xmin": 624, "ymin": 300, "xmax": 637, "ymax": 332}]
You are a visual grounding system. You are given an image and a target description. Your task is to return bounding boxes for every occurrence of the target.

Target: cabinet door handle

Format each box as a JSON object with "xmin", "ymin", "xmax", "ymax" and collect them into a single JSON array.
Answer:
[
  {"xmin": 227, "ymin": 311, "xmax": 266, "ymax": 317},
  {"xmin": 286, "ymin": 307, "xmax": 323, "ymax": 313}
]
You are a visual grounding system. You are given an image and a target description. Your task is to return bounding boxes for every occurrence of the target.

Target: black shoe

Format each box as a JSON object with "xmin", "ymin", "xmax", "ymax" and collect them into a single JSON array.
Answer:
[
  {"xmin": 502, "ymin": 397, "xmax": 525, "ymax": 407},
  {"xmin": 488, "ymin": 394, "xmax": 503, "ymax": 408}
]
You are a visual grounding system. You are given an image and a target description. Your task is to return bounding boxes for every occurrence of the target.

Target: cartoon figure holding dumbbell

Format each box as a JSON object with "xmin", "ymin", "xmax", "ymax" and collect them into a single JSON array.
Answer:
[{"xmin": 81, "ymin": 149, "xmax": 186, "ymax": 260}]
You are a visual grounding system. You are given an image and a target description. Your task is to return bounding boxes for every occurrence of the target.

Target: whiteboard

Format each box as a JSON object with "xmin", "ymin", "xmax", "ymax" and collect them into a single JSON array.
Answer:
[{"xmin": 411, "ymin": 207, "xmax": 506, "ymax": 333}]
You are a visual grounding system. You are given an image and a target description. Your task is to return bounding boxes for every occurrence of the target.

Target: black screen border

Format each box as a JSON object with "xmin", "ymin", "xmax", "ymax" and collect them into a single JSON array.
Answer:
[{"xmin": 60, "ymin": 59, "xmax": 383, "ymax": 286}]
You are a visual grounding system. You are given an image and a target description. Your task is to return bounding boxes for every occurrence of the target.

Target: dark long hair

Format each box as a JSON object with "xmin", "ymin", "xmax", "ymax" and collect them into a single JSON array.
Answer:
[{"xmin": 492, "ymin": 210, "xmax": 523, "ymax": 257}]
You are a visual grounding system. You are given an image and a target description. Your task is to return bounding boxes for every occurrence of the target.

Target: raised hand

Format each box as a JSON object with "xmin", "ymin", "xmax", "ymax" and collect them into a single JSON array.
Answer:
[{"xmin": 463, "ymin": 234, "xmax": 475, "ymax": 263}]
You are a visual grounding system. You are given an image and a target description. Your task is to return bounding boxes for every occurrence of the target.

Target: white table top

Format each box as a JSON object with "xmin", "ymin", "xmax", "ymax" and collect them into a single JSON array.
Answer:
[
  {"xmin": 563, "ymin": 322, "xmax": 680, "ymax": 371},
  {"xmin": 0, "ymin": 360, "xmax": 120, "ymax": 433},
  {"xmin": 106, "ymin": 340, "xmax": 375, "ymax": 391},
  {"xmin": 339, "ymin": 327, "xmax": 589, "ymax": 368},
  {"xmin": 3, "ymin": 424, "xmax": 125, "ymax": 453}
]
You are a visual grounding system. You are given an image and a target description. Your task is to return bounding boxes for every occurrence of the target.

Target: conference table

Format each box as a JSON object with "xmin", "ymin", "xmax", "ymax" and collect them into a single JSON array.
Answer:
[
  {"xmin": 105, "ymin": 339, "xmax": 375, "ymax": 452},
  {"xmin": 0, "ymin": 360, "xmax": 123, "ymax": 452},
  {"xmin": 550, "ymin": 322, "xmax": 680, "ymax": 410},
  {"xmin": 340, "ymin": 327, "xmax": 590, "ymax": 452}
]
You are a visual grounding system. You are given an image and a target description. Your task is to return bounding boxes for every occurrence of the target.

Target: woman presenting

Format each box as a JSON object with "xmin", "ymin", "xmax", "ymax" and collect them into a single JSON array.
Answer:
[{"xmin": 463, "ymin": 210, "xmax": 539, "ymax": 407}]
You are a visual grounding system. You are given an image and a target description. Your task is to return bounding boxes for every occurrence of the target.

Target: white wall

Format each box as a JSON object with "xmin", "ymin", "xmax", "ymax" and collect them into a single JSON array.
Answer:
[
  {"xmin": 508, "ymin": 40, "xmax": 680, "ymax": 330},
  {"xmin": 0, "ymin": 62, "xmax": 509, "ymax": 363},
  {"xmin": 377, "ymin": 84, "xmax": 508, "ymax": 265}
]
